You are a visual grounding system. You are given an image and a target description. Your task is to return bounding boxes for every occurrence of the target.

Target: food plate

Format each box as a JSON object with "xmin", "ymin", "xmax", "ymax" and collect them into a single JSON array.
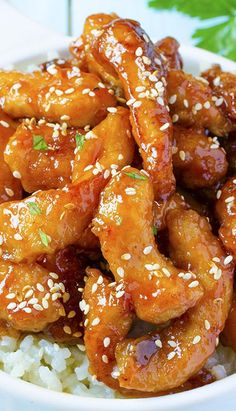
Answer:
[{"xmin": 0, "ymin": 39, "xmax": 236, "ymax": 411}]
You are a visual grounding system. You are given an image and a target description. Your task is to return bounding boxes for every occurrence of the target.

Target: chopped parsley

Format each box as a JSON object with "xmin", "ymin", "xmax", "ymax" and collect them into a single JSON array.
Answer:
[
  {"xmin": 38, "ymin": 229, "xmax": 50, "ymax": 247},
  {"xmin": 124, "ymin": 171, "xmax": 148, "ymax": 181},
  {"xmin": 152, "ymin": 226, "xmax": 158, "ymax": 235},
  {"xmin": 75, "ymin": 133, "xmax": 85, "ymax": 150},
  {"xmin": 33, "ymin": 135, "xmax": 48, "ymax": 150},
  {"xmin": 27, "ymin": 202, "xmax": 42, "ymax": 216}
]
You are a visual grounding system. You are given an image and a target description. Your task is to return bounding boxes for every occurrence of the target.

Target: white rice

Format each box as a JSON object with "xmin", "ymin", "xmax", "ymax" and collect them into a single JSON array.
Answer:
[
  {"xmin": 0, "ymin": 333, "xmax": 235, "ymax": 398},
  {"xmin": 0, "ymin": 334, "xmax": 115, "ymax": 398}
]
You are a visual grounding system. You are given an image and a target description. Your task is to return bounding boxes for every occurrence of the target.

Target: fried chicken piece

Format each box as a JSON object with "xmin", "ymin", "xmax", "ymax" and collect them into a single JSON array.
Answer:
[
  {"xmin": 83, "ymin": 268, "xmax": 134, "ymax": 389},
  {"xmin": 93, "ymin": 166, "xmax": 203, "ymax": 325},
  {"xmin": 5, "ymin": 119, "xmax": 83, "ymax": 192},
  {"xmin": 216, "ymin": 177, "xmax": 236, "ymax": 259},
  {"xmin": 0, "ymin": 109, "xmax": 22, "ymax": 203},
  {"xmin": 155, "ymin": 37, "xmax": 183, "ymax": 70},
  {"xmin": 167, "ymin": 70, "xmax": 232, "ymax": 136},
  {"xmin": 0, "ymin": 261, "xmax": 63, "ymax": 332},
  {"xmin": 89, "ymin": 16, "xmax": 175, "ymax": 200},
  {"xmin": 202, "ymin": 65, "xmax": 236, "ymax": 121},
  {"xmin": 173, "ymin": 125, "xmax": 228, "ymax": 188},
  {"xmin": 116, "ymin": 207, "xmax": 233, "ymax": 392},
  {"xmin": 0, "ymin": 67, "xmax": 116, "ymax": 127}
]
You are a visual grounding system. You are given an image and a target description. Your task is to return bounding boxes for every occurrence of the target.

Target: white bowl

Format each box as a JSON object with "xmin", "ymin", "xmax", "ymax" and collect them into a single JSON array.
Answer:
[{"xmin": 0, "ymin": 40, "xmax": 236, "ymax": 411}]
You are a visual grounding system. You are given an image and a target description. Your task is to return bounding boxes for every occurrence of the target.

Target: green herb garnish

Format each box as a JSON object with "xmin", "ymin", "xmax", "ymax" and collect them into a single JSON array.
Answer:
[
  {"xmin": 75, "ymin": 133, "xmax": 85, "ymax": 150},
  {"xmin": 27, "ymin": 202, "xmax": 42, "ymax": 216},
  {"xmin": 152, "ymin": 226, "xmax": 158, "ymax": 235},
  {"xmin": 33, "ymin": 135, "xmax": 48, "ymax": 150},
  {"xmin": 124, "ymin": 171, "xmax": 148, "ymax": 181},
  {"xmin": 38, "ymin": 229, "xmax": 50, "ymax": 247},
  {"xmin": 148, "ymin": 0, "xmax": 236, "ymax": 61}
]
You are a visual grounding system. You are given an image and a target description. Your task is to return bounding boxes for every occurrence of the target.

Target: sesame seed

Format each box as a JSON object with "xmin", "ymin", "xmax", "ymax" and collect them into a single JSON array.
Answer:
[
  {"xmin": 89, "ymin": 91, "xmax": 95, "ymax": 97},
  {"xmin": 204, "ymin": 101, "xmax": 211, "ymax": 109},
  {"xmin": 107, "ymin": 107, "xmax": 117, "ymax": 113},
  {"xmin": 205, "ymin": 320, "xmax": 211, "ymax": 330},
  {"xmin": 116, "ymin": 290, "xmax": 125, "ymax": 298},
  {"xmin": 167, "ymin": 351, "xmax": 176, "ymax": 360},
  {"xmin": 18, "ymin": 301, "xmax": 27, "ymax": 309},
  {"xmin": 65, "ymin": 88, "xmax": 75, "ymax": 94},
  {"xmin": 169, "ymin": 95, "xmax": 177, "ymax": 104},
  {"xmin": 49, "ymin": 272, "xmax": 59, "ymax": 279},
  {"xmin": 97, "ymin": 275, "xmax": 103, "ymax": 285},
  {"xmin": 225, "ymin": 196, "xmax": 234, "ymax": 203},
  {"xmin": 0, "ymin": 120, "xmax": 10, "ymax": 128},
  {"xmin": 84, "ymin": 165, "xmax": 93, "ymax": 172},
  {"xmin": 162, "ymin": 267, "xmax": 171, "ymax": 277},
  {"xmin": 155, "ymin": 339, "xmax": 162, "ymax": 348},
  {"xmin": 91, "ymin": 283, "xmax": 98, "ymax": 294},
  {"xmin": 60, "ymin": 115, "xmax": 70, "ymax": 121},
  {"xmin": 48, "ymin": 279, "xmax": 54, "ymax": 289},
  {"xmin": 212, "ymin": 257, "xmax": 220, "ymax": 263},
  {"xmin": 179, "ymin": 150, "xmax": 186, "ymax": 161},
  {"xmin": 5, "ymin": 188, "xmax": 14, "ymax": 197},
  {"xmin": 136, "ymin": 86, "xmax": 146, "ymax": 92},
  {"xmin": 23, "ymin": 307, "xmax": 32, "ymax": 313},
  {"xmin": 126, "ymin": 98, "xmax": 136, "ymax": 106},
  {"xmin": 160, "ymin": 123, "xmax": 170, "ymax": 131},
  {"xmin": 216, "ymin": 190, "xmax": 222, "ymax": 199},
  {"xmin": 195, "ymin": 103, "xmax": 202, "ymax": 111},
  {"xmin": 25, "ymin": 289, "xmax": 34, "ymax": 299},
  {"xmin": 135, "ymin": 47, "xmax": 143, "ymax": 57},
  {"xmin": 192, "ymin": 335, "xmax": 201, "ymax": 345},
  {"xmin": 42, "ymin": 299, "xmax": 49, "ymax": 309},
  {"xmin": 14, "ymin": 233, "xmax": 22, "ymax": 241},
  {"xmin": 13, "ymin": 171, "xmax": 21, "ymax": 179},
  {"xmin": 63, "ymin": 325, "xmax": 72, "ymax": 335},
  {"xmin": 214, "ymin": 269, "xmax": 222, "ymax": 280},
  {"xmin": 91, "ymin": 317, "xmax": 100, "ymax": 326},
  {"xmin": 117, "ymin": 267, "xmax": 124, "ymax": 278},
  {"xmin": 7, "ymin": 302, "xmax": 17, "ymax": 310},
  {"xmin": 103, "ymin": 337, "xmax": 111, "ymax": 348},
  {"xmin": 121, "ymin": 253, "xmax": 131, "ymax": 261},
  {"xmin": 125, "ymin": 187, "xmax": 136, "ymax": 196},
  {"xmin": 68, "ymin": 310, "xmax": 76, "ymax": 319},
  {"xmin": 104, "ymin": 169, "xmax": 110, "ymax": 179},
  {"xmin": 145, "ymin": 263, "xmax": 160, "ymax": 271},
  {"xmin": 188, "ymin": 280, "xmax": 199, "ymax": 288},
  {"xmin": 143, "ymin": 246, "xmax": 153, "ymax": 255},
  {"xmin": 55, "ymin": 89, "xmax": 63, "ymax": 96},
  {"xmin": 0, "ymin": 235, "xmax": 3, "ymax": 246},
  {"xmin": 133, "ymin": 100, "xmax": 142, "ymax": 108},
  {"xmin": 215, "ymin": 97, "xmax": 224, "ymax": 107},
  {"xmin": 168, "ymin": 340, "xmax": 177, "ymax": 348},
  {"xmin": 36, "ymin": 283, "xmax": 44, "ymax": 292},
  {"xmin": 213, "ymin": 76, "xmax": 221, "ymax": 86},
  {"xmin": 28, "ymin": 298, "xmax": 38, "ymax": 305},
  {"xmin": 224, "ymin": 255, "xmax": 233, "ymax": 265},
  {"xmin": 183, "ymin": 99, "xmax": 189, "ymax": 108},
  {"xmin": 172, "ymin": 114, "xmax": 179, "ymax": 123},
  {"xmin": 82, "ymin": 88, "xmax": 90, "ymax": 95},
  {"xmin": 102, "ymin": 354, "xmax": 109, "ymax": 363},
  {"xmin": 6, "ymin": 293, "xmax": 16, "ymax": 299}
]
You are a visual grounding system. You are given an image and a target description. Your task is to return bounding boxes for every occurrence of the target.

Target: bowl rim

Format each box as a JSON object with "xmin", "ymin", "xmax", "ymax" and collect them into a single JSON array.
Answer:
[{"xmin": 0, "ymin": 40, "xmax": 236, "ymax": 410}]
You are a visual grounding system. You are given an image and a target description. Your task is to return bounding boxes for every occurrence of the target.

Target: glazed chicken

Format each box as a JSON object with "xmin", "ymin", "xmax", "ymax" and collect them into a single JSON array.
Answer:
[{"xmin": 0, "ymin": 12, "xmax": 235, "ymax": 398}]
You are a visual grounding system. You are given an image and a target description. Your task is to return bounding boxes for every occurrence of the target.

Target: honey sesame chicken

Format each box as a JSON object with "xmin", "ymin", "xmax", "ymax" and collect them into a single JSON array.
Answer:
[
  {"xmin": 0, "ymin": 68, "xmax": 116, "ymax": 127},
  {"xmin": 0, "ymin": 109, "xmax": 22, "ymax": 203},
  {"xmin": 0, "ymin": 12, "xmax": 235, "ymax": 397},
  {"xmin": 93, "ymin": 167, "xmax": 203, "ymax": 324}
]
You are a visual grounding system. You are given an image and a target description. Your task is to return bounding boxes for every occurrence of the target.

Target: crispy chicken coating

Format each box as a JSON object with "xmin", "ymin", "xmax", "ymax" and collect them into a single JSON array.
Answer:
[
  {"xmin": 167, "ymin": 70, "xmax": 232, "ymax": 136},
  {"xmin": 0, "ymin": 261, "xmax": 63, "ymax": 332},
  {"xmin": 116, "ymin": 207, "xmax": 233, "ymax": 392},
  {"xmin": 155, "ymin": 37, "xmax": 183, "ymax": 70},
  {"xmin": 83, "ymin": 268, "xmax": 134, "ymax": 389},
  {"xmin": 0, "ymin": 110, "xmax": 22, "ymax": 203},
  {"xmin": 89, "ymin": 16, "xmax": 175, "ymax": 200},
  {"xmin": 0, "ymin": 175, "xmax": 104, "ymax": 263},
  {"xmin": 173, "ymin": 126, "xmax": 228, "ymax": 188},
  {"xmin": 72, "ymin": 107, "xmax": 134, "ymax": 184},
  {"xmin": 216, "ymin": 177, "xmax": 236, "ymax": 259},
  {"xmin": 93, "ymin": 167, "xmax": 203, "ymax": 324},
  {"xmin": 5, "ymin": 119, "xmax": 83, "ymax": 192},
  {"xmin": 202, "ymin": 65, "xmax": 236, "ymax": 121},
  {"xmin": 0, "ymin": 68, "xmax": 116, "ymax": 127}
]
